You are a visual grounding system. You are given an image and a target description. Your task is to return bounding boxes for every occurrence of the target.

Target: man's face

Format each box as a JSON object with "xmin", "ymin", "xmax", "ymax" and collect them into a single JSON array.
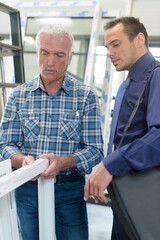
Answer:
[
  {"xmin": 37, "ymin": 33, "xmax": 73, "ymax": 84},
  {"xmin": 105, "ymin": 23, "xmax": 139, "ymax": 71}
]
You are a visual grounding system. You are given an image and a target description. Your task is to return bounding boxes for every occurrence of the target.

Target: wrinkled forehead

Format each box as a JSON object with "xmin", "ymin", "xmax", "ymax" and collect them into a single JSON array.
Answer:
[{"xmin": 37, "ymin": 32, "xmax": 72, "ymax": 50}]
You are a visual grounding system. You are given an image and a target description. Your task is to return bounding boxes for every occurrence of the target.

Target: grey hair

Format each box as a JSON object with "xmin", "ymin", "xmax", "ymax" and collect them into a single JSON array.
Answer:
[{"xmin": 35, "ymin": 23, "xmax": 74, "ymax": 52}]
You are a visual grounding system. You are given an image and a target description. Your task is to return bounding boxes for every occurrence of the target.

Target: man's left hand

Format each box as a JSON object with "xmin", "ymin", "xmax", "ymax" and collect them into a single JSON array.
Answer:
[
  {"xmin": 39, "ymin": 153, "xmax": 61, "ymax": 179},
  {"xmin": 84, "ymin": 162, "xmax": 113, "ymax": 204}
]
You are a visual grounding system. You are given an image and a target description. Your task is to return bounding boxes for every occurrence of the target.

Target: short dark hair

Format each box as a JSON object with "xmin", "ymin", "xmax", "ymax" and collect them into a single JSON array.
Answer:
[{"xmin": 104, "ymin": 16, "xmax": 148, "ymax": 48}]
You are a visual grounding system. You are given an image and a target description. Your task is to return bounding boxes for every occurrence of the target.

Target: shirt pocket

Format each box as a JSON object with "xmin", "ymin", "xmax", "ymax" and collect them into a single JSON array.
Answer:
[
  {"xmin": 21, "ymin": 113, "xmax": 41, "ymax": 140},
  {"xmin": 60, "ymin": 114, "xmax": 80, "ymax": 141}
]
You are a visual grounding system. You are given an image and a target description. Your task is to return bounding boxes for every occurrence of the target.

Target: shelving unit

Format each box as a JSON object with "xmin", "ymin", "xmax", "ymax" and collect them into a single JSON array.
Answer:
[{"xmin": 0, "ymin": 2, "xmax": 25, "ymax": 117}]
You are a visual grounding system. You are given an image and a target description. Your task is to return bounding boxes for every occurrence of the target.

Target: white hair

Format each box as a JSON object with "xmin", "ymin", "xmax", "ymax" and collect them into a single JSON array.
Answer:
[{"xmin": 35, "ymin": 23, "xmax": 74, "ymax": 52}]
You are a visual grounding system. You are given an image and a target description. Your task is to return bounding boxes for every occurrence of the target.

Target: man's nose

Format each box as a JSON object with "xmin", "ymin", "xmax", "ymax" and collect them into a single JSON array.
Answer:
[
  {"xmin": 47, "ymin": 55, "xmax": 56, "ymax": 66},
  {"xmin": 107, "ymin": 48, "xmax": 112, "ymax": 57}
]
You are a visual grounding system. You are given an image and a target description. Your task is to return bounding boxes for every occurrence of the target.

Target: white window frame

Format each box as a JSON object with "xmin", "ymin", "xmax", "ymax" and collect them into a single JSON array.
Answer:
[
  {"xmin": 0, "ymin": 158, "xmax": 56, "ymax": 240},
  {"xmin": 0, "ymin": 159, "xmax": 19, "ymax": 240}
]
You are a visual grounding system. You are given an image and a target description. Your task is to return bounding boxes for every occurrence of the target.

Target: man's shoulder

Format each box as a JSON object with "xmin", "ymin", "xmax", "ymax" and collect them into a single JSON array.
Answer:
[
  {"xmin": 14, "ymin": 76, "xmax": 38, "ymax": 91},
  {"xmin": 11, "ymin": 76, "xmax": 39, "ymax": 98},
  {"xmin": 146, "ymin": 59, "xmax": 160, "ymax": 73}
]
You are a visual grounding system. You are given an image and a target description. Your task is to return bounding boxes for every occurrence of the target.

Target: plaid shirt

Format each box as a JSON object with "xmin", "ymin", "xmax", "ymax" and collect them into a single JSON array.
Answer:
[{"xmin": 0, "ymin": 74, "xmax": 104, "ymax": 175}]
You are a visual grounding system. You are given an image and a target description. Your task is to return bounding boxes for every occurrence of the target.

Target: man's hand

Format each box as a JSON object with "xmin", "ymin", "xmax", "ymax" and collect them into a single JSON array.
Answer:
[
  {"xmin": 39, "ymin": 153, "xmax": 62, "ymax": 179},
  {"xmin": 84, "ymin": 161, "xmax": 113, "ymax": 204},
  {"xmin": 22, "ymin": 156, "xmax": 35, "ymax": 167},
  {"xmin": 22, "ymin": 156, "xmax": 39, "ymax": 181}
]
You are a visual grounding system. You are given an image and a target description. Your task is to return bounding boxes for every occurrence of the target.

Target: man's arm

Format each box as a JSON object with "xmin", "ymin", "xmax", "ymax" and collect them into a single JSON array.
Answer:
[
  {"xmin": 103, "ymin": 69, "xmax": 160, "ymax": 177},
  {"xmin": 11, "ymin": 153, "xmax": 36, "ymax": 168},
  {"xmin": 0, "ymin": 92, "xmax": 24, "ymax": 162},
  {"xmin": 71, "ymin": 90, "xmax": 104, "ymax": 175},
  {"xmin": 39, "ymin": 153, "xmax": 76, "ymax": 179},
  {"xmin": 11, "ymin": 153, "xmax": 26, "ymax": 167}
]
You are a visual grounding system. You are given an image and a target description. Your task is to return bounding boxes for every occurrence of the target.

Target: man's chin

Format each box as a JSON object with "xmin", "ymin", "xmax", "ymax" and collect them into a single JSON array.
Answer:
[
  {"xmin": 115, "ymin": 65, "xmax": 127, "ymax": 72},
  {"xmin": 115, "ymin": 65, "xmax": 121, "ymax": 71}
]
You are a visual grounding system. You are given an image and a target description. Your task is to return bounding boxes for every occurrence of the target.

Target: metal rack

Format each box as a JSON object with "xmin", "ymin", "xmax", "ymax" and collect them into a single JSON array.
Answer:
[{"xmin": 0, "ymin": 2, "xmax": 25, "ymax": 114}]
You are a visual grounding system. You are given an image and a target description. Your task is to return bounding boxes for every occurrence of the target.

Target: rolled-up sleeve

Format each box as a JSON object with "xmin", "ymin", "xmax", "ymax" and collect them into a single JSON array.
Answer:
[{"xmin": 0, "ymin": 92, "xmax": 23, "ymax": 161}]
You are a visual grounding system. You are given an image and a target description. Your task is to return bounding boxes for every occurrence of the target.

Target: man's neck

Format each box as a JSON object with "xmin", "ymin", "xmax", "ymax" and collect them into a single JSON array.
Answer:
[{"xmin": 41, "ymin": 77, "xmax": 64, "ymax": 96}]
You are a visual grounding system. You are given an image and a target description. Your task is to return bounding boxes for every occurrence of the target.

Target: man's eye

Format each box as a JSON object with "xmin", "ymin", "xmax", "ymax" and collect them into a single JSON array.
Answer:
[
  {"xmin": 41, "ymin": 51, "xmax": 48, "ymax": 55},
  {"xmin": 113, "ymin": 43, "xmax": 119, "ymax": 47},
  {"xmin": 56, "ymin": 54, "xmax": 64, "ymax": 58}
]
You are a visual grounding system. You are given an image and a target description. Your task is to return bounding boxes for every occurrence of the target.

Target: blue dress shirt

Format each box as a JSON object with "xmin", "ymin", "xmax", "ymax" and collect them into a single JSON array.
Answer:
[{"xmin": 103, "ymin": 51, "xmax": 160, "ymax": 176}]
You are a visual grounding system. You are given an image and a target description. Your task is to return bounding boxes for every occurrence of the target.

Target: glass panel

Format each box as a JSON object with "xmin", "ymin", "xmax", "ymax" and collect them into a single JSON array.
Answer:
[
  {"xmin": 25, "ymin": 17, "xmax": 93, "ymax": 36},
  {"xmin": 93, "ymin": 46, "xmax": 108, "ymax": 97},
  {"xmin": 6, "ymin": 88, "xmax": 14, "ymax": 101},
  {"xmin": 68, "ymin": 54, "xmax": 87, "ymax": 82},
  {"xmin": 0, "ymin": 56, "xmax": 15, "ymax": 83},
  {"xmin": 149, "ymin": 47, "xmax": 160, "ymax": 61},
  {"xmin": 23, "ymin": 53, "xmax": 39, "ymax": 81},
  {"xmin": 0, "ymin": 11, "xmax": 11, "ymax": 45},
  {"xmin": 0, "ymin": 88, "xmax": 4, "ymax": 120},
  {"xmin": 0, "ymin": 87, "xmax": 16, "ymax": 118}
]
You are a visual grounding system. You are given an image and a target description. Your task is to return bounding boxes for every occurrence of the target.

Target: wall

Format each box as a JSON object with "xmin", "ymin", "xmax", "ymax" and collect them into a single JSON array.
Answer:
[
  {"xmin": 102, "ymin": 0, "xmax": 160, "ymax": 37},
  {"xmin": 1, "ymin": 0, "xmax": 160, "ymax": 37}
]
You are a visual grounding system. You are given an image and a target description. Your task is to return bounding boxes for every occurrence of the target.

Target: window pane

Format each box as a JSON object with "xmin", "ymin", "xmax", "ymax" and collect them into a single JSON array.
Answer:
[
  {"xmin": 149, "ymin": 47, "xmax": 160, "ymax": 61},
  {"xmin": 0, "ymin": 56, "xmax": 15, "ymax": 83},
  {"xmin": 0, "ymin": 11, "xmax": 11, "ymax": 45}
]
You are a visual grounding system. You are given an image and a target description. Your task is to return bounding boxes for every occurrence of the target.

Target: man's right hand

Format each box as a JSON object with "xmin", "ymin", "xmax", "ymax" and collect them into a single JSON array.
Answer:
[
  {"xmin": 22, "ymin": 156, "xmax": 39, "ymax": 181},
  {"xmin": 22, "ymin": 156, "xmax": 35, "ymax": 166}
]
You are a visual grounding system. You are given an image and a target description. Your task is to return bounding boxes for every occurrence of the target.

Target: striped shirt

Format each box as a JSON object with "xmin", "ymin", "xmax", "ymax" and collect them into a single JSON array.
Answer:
[{"xmin": 0, "ymin": 74, "xmax": 104, "ymax": 175}]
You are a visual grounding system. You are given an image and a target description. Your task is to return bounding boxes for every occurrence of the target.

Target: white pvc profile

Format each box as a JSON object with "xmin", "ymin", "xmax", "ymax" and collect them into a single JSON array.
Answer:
[
  {"xmin": 0, "ymin": 158, "xmax": 55, "ymax": 240},
  {"xmin": 84, "ymin": 0, "xmax": 102, "ymax": 85},
  {"xmin": 11, "ymin": 1, "xmax": 98, "ymax": 8},
  {"xmin": 0, "ymin": 158, "xmax": 49, "ymax": 198},
  {"xmin": 0, "ymin": 159, "xmax": 19, "ymax": 240},
  {"xmin": 38, "ymin": 177, "xmax": 55, "ymax": 240}
]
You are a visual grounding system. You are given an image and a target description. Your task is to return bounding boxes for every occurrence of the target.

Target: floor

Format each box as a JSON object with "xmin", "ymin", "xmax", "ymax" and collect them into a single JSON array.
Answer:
[{"xmin": 87, "ymin": 203, "xmax": 113, "ymax": 240}]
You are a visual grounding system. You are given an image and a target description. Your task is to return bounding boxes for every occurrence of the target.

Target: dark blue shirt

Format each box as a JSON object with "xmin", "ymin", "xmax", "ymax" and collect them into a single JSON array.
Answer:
[{"xmin": 103, "ymin": 51, "xmax": 160, "ymax": 176}]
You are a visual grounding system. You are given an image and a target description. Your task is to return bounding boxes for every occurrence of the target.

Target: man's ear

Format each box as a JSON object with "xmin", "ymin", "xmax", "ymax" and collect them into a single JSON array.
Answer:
[
  {"xmin": 136, "ymin": 32, "xmax": 146, "ymax": 48},
  {"xmin": 68, "ymin": 51, "xmax": 74, "ymax": 64}
]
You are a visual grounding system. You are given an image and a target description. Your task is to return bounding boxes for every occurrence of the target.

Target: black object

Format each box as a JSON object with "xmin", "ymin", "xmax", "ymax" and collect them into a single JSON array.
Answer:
[{"xmin": 55, "ymin": 172, "xmax": 84, "ymax": 183}]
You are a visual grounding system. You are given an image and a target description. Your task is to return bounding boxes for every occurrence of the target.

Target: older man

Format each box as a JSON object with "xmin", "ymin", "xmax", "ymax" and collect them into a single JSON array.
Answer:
[{"xmin": 0, "ymin": 24, "xmax": 104, "ymax": 240}]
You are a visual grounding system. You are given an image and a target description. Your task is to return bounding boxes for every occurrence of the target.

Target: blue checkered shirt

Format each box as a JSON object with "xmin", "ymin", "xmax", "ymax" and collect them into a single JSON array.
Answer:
[{"xmin": 0, "ymin": 74, "xmax": 104, "ymax": 175}]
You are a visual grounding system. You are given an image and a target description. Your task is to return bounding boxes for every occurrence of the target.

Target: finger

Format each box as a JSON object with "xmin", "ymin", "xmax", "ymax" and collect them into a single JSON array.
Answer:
[
  {"xmin": 40, "ymin": 169, "xmax": 54, "ymax": 178},
  {"xmin": 98, "ymin": 190, "xmax": 108, "ymax": 204},
  {"xmin": 94, "ymin": 196, "xmax": 99, "ymax": 204},
  {"xmin": 93, "ymin": 183, "xmax": 98, "ymax": 199},
  {"xmin": 31, "ymin": 174, "xmax": 40, "ymax": 181},
  {"xmin": 40, "ymin": 170, "xmax": 48, "ymax": 177},
  {"xmin": 39, "ymin": 153, "xmax": 54, "ymax": 159},
  {"xmin": 39, "ymin": 154, "xmax": 48, "ymax": 159},
  {"xmin": 90, "ymin": 184, "xmax": 99, "ymax": 204},
  {"xmin": 84, "ymin": 182, "xmax": 90, "ymax": 201},
  {"xmin": 22, "ymin": 158, "xmax": 34, "ymax": 166},
  {"xmin": 41, "ymin": 175, "xmax": 52, "ymax": 180}
]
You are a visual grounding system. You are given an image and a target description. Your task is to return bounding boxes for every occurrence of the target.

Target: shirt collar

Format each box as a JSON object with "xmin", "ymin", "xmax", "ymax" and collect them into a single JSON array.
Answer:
[
  {"xmin": 30, "ymin": 74, "xmax": 71, "ymax": 95},
  {"xmin": 128, "ymin": 51, "xmax": 155, "ymax": 81},
  {"xmin": 61, "ymin": 74, "xmax": 71, "ymax": 94}
]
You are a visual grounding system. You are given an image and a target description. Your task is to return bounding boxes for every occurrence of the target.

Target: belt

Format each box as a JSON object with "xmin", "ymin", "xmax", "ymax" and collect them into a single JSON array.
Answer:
[{"xmin": 55, "ymin": 173, "xmax": 84, "ymax": 184}]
